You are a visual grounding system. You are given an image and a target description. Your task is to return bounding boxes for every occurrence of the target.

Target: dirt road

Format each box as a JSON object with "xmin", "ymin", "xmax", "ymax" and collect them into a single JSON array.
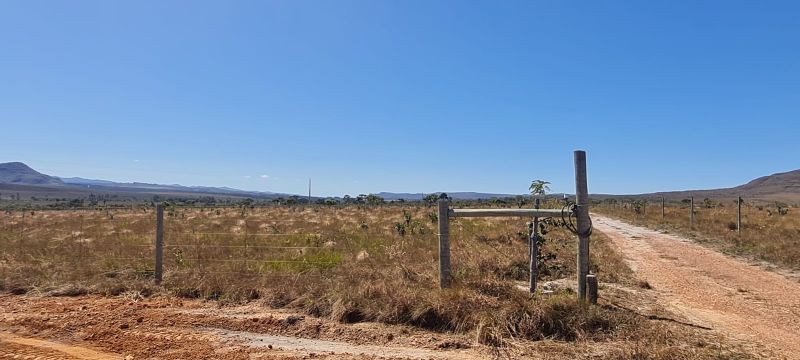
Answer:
[{"xmin": 593, "ymin": 215, "xmax": 800, "ymax": 359}]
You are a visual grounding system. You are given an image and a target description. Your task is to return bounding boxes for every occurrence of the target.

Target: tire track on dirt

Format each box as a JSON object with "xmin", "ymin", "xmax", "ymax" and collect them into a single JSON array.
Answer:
[
  {"xmin": 593, "ymin": 215, "xmax": 800, "ymax": 359},
  {"xmin": 0, "ymin": 332, "xmax": 123, "ymax": 359},
  {"xmin": 210, "ymin": 328, "xmax": 473, "ymax": 359}
]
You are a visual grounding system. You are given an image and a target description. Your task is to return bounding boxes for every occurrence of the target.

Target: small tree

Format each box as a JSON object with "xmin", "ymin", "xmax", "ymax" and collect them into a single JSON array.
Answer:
[
  {"xmin": 632, "ymin": 200, "xmax": 644, "ymax": 215},
  {"xmin": 423, "ymin": 193, "xmax": 440, "ymax": 206},
  {"xmin": 529, "ymin": 180, "xmax": 551, "ymax": 197},
  {"xmin": 515, "ymin": 195, "xmax": 527, "ymax": 208},
  {"xmin": 776, "ymin": 202, "xmax": 790, "ymax": 216},
  {"xmin": 366, "ymin": 194, "xmax": 385, "ymax": 206},
  {"xmin": 702, "ymin": 198, "xmax": 715, "ymax": 209},
  {"xmin": 403, "ymin": 210, "xmax": 412, "ymax": 225},
  {"xmin": 393, "ymin": 222, "xmax": 406, "ymax": 236}
]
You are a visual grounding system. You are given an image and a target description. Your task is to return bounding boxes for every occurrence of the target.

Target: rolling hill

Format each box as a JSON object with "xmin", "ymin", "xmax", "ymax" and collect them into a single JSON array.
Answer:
[
  {"xmin": 0, "ymin": 162, "xmax": 63, "ymax": 185},
  {"xmin": 622, "ymin": 169, "xmax": 800, "ymax": 202},
  {"xmin": 0, "ymin": 162, "xmax": 286, "ymax": 201}
]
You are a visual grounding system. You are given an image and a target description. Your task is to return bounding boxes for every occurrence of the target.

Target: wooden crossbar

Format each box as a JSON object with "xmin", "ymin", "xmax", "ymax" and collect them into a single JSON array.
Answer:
[{"xmin": 449, "ymin": 208, "xmax": 564, "ymax": 218}]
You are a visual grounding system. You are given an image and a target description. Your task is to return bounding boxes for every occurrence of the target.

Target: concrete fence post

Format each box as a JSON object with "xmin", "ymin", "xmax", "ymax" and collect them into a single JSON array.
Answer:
[
  {"xmin": 587, "ymin": 274, "xmax": 598, "ymax": 304},
  {"xmin": 437, "ymin": 198, "xmax": 451, "ymax": 289},
  {"xmin": 574, "ymin": 150, "xmax": 591, "ymax": 301},
  {"xmin": 155, "ymin": 203, "xmax": 164, "ymax": 285}
]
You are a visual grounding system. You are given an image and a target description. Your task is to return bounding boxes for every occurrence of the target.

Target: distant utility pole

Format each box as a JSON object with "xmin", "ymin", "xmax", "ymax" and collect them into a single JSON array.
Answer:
[{"xmin": 308, "ymin": 178, "xmax": 312, "ymax": 204}]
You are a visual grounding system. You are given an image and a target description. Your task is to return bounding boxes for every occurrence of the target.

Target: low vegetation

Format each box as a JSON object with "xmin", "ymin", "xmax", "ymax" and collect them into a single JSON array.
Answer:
[
  {"xmin": 593, "ymin": 198, "xmax": 800, "ymax": 269},
  {"xmin": 0, "ymin": 203, "xmax": 754, "ymax": 357}
]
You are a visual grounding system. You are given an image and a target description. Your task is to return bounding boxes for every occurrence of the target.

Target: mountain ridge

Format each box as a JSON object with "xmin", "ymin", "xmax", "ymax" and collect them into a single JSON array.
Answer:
[
  {"xmin": 59, "ymin": 176, "xmax": 276, "ymax": 196},
  {"xmin": 2, "ymin": 162, "xmax": 799, "ymax": 201},
  {"xmin": 619, "ymin": 168, "xmax": 800, "ymax": 201}
]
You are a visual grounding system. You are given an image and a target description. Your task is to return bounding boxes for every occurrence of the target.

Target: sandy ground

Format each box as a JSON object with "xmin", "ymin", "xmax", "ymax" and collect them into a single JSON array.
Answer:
[
  {"xmin": 0, "ymin": 295, "xmax": 482, "ymax": 359},
  {"xmin": 593, "ymin": 215, "xmax": 800, "ymax": 360}
]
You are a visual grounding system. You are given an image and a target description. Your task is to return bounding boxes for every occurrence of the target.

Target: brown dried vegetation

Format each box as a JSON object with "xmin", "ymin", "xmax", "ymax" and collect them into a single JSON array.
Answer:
[
  {"xmin": 0, "ymin": 205, "xmax": 755, "ymax": 357},
  {"xmin": 594, "ymin": 200, "xmax": 800, "ymax": 269}
]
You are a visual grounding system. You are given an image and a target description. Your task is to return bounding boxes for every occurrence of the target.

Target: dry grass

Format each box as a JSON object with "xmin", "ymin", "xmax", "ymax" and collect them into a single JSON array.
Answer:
[
  {"xmin": 593, "ymin": 200, "xmax": 800, "ymax": 270},
  {"xmin": 0, "ymin": 205, "xmax": 756, "ymax": 358}
]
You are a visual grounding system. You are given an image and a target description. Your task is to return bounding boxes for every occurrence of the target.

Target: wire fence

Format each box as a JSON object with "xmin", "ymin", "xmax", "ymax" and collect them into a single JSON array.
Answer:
[
  {"xmin": 0, "ymin": 205, "xmax": 417, "ymax": 284},
  {"xmin": 0, "ymin": 203, "xmax": 601, "ymax": 288}
]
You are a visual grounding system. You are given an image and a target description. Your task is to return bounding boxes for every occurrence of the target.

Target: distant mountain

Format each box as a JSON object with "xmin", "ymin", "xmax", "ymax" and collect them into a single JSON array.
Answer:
[
  {"xmin": 12, "ymin": 160, "xmax": 797, "ymax": 203},
  {"xmin": 735, "ymin": 169, "xmax": 800, "ymax": 195},
  {"xmin": 60, "ymin": 177, "xmax": 276, "ymax": 196},
  {"xmin": 0, "ymin": 162, "xmax": 63, "ymax": 185},
  {"xmin": 0, "ymin": 162, "xmax": 286, "ymax": 200},
  {"xmin": 59, "ymin": 177, "xmax": 118, "ymax": 186},
  {"xmin": 619, "ymin": 169, "xmax": 800, "ymax": 202},
  {"xmin": 377, "ymin": 191, "xmax": 520, "ymax": 201}
]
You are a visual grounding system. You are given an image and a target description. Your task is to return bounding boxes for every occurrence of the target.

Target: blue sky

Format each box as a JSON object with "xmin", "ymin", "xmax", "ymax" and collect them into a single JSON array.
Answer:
[{"xmin": 1, "ymin": 1, "xmax": 798, "ymax": 197}]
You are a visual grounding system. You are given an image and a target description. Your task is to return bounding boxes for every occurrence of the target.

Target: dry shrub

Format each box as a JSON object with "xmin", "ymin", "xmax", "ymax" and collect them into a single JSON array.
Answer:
[
  {"xmin": 0, "ymin": 205, "xmax": 755, "ymax": 357},
  {"xmin": 46, "ymin": 283, "xmax": 89, "ymax": 297}
]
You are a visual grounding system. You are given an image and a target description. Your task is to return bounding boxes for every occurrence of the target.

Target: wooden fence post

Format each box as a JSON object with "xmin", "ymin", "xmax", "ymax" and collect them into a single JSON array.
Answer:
[
  {"xmin": 574, "ymin": 150, "xmax": 591, "ymax": 301},
  {"xmin": 529, "ymin": 198, "xmax": 540, "ymax": 293},
  {"xmin": 737, "ymin": 196, "xmax": 742, "ymax": 234},
  {"xmin": 155, "ymin": 203, "xmax": 164, "ymax": 285},
  {"xmin": 437, "ymin": 198, "xmax": 451, "ymax": 289},
  {"xmin": 690, "ymin": 196, "xmax": 694, "ymax": 228},
  {"xmin": 661, "ymin": 196, "xmax": 665, "ymax": 220}
]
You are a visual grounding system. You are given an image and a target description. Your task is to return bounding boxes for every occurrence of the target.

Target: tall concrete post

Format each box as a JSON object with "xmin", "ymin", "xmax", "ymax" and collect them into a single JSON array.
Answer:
[{"xmin": 574, "ymin": 150, "xmax": 591, "ymax": 301}]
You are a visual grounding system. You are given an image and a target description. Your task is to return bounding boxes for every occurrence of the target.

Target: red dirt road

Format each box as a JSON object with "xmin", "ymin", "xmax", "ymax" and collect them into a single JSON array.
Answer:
[{"xmin": 593, "ymin": 215, "xmax": 800, "ymax": 359}]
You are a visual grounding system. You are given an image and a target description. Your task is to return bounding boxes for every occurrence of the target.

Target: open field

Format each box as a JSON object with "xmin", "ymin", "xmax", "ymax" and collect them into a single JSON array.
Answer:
[
  {"xmin": 592, "ymin": 200, "xmax": 800, "ymax": 270},
  {"xmin": 0, "ymin": 204, "xmax": 759, "ymax": 358}
]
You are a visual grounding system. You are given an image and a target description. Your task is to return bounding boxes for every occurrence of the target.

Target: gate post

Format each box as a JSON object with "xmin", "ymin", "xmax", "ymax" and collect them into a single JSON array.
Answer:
[
  {"xmin": 437, "ymin": 197, "xmax": 451, "ymax": 288},
  {"xmin": 574, "ymin": 150, "xmax": 591, "ymax": 301}
]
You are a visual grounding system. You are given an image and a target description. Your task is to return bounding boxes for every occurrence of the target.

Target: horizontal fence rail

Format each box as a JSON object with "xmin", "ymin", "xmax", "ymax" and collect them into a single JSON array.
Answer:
[{"xmin": 449, "ymin": 208, "xmax": 565, "ymax": 218}]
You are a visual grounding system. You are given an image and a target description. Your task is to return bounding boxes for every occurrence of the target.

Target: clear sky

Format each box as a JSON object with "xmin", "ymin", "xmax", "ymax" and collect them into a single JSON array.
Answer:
[{"xmin": 1, "ymin": 1, "xmax": 798, "ymax": 197}]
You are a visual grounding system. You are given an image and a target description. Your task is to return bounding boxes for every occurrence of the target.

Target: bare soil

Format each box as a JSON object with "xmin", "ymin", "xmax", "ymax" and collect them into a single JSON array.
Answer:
[
  {"xmin": 593, "ymin": 215, "xmax": 800, "ymax": 359},
  {"xmin": 0, "ymin": 295, "xmax": 482, "ymax": 359}
]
